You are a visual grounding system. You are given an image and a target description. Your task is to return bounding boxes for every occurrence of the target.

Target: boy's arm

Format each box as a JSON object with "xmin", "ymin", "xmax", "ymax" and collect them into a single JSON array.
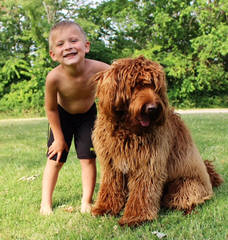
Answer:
[{"xmin": 45, "ymin": 73, "xmax": 68, "ymax": 162}]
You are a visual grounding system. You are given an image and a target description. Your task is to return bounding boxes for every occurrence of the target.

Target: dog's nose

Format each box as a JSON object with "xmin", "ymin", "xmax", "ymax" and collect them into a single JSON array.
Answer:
[{"xmin": 145, "ymin": 104, "xmax": 157, "ymax": 113}]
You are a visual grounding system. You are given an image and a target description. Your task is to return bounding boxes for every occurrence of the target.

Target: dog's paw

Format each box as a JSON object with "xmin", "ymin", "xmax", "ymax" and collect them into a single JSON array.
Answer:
[
  {"xmin": 118, "ymin": 217, "xmax": 143, "ymax": 227},
  {"xmin": 91, "ymin": 206, "xmax": 110, "ymax": 216}
]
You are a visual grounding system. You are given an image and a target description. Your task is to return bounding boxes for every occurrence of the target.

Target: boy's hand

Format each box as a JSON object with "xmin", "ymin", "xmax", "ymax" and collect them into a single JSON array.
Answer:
[{"xmin": 48, "ymin": 140, "xmax": 69, "ymax": 162}]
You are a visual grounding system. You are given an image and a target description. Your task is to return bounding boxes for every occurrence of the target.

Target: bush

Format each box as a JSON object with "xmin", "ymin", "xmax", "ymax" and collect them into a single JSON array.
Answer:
[{"xmin": 0, "ymin": 78, "xmax": 45, "ymax": 114}]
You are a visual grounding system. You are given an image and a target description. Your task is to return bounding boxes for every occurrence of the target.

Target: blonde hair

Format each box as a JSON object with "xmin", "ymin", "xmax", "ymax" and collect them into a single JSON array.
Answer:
[{"xmin": 49, "ymin": 21, "xmax": 87, "ymax": 49}]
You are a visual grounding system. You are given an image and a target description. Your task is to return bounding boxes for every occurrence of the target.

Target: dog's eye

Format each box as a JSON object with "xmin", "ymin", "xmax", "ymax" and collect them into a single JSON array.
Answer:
[
  {"xmin": 137, "ymin": 83, "xmax": 152, "ymax": 89},
  {"xmin": 144, "ymin": 83, "xmax": 152, "ymax": 88},
  {"xmin": 115, "ymin": 110, "xmax": 124, "ymax": 116}
]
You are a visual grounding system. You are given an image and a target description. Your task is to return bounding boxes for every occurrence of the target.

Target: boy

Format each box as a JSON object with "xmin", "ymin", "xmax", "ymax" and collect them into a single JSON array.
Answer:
[{"xmin": 40, "ymin": 21, "xmax": 109, "ymax": 215}]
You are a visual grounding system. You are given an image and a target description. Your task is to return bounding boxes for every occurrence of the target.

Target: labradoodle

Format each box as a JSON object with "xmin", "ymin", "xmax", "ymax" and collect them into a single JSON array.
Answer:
[{"xmin": 91, "ymin": 56, "xmax": 223, "ymax": 226}]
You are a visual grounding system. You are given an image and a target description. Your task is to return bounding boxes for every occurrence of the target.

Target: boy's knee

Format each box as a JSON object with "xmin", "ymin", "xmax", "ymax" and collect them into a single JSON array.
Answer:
[
  {"xmin": 80, "ymin": 158, "xmax": 96, "ymax": 164},
  {"xmin": 80, "ymin": 158, "xmax": 96, "ymax": 168},
  {"xmin": 47, "ymin": 159, "xmax": 64, "ymax": 169}
]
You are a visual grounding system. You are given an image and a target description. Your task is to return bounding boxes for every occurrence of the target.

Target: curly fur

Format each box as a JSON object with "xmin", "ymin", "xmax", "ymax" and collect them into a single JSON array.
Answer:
[{"xmin": 91, "ymin": 56, "xmax": 223, "ymax": 226}]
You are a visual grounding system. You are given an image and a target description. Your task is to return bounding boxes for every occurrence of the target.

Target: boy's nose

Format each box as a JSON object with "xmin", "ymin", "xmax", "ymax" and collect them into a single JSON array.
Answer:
[{"xmin": 64, "ymin": 41, "xmax": 73, "ymax": 50}]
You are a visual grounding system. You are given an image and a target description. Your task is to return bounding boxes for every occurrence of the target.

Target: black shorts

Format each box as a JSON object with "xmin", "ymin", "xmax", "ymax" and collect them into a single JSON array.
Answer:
[{"xmin": 47, "ymin": 103, "xmax": 97, "ymax": 162}]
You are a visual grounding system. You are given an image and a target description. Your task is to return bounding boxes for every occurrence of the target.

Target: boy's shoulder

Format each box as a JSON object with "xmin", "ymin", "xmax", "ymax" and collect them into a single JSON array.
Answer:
[
  {"xmin": 46, "ymin": 65, "xmax": 62, "ymax": 83},
  {"xmin": 86, "ymin": 58, "xmax": 110, "ymax": 73}
]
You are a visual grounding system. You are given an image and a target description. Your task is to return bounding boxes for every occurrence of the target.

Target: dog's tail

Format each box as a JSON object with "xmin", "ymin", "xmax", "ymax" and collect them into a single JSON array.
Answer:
[{"xmin": 204, "ymin": 160, "xmax": 224, "ymax": 187}]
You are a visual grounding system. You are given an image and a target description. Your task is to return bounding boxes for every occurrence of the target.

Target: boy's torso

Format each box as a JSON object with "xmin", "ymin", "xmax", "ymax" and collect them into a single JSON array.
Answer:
[{"xmin": 53, "ymin": 59, "xmax": 100, "ymax": 114}]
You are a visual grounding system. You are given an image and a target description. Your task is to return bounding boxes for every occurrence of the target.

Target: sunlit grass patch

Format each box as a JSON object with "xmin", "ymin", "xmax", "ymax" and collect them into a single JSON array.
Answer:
[{"xmin": 0, "ymin": 114, "xmax": 227, "ymax": 240}]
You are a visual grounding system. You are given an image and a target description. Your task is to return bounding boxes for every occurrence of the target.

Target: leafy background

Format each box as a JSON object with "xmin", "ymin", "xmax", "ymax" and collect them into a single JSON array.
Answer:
[{"xmin": 0, "ymin": 0, "xmax": 227, "ymax": 115}]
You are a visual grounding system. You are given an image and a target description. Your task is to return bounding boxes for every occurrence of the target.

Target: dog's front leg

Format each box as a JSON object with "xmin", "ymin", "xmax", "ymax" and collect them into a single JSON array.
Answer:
[
  {"xmin": 92, "ymin": 166, "xmax": 127, "ymax": 216},
  {"xmin": 119, "ymin": 171, "xmax": 164, "ymax": 227}
]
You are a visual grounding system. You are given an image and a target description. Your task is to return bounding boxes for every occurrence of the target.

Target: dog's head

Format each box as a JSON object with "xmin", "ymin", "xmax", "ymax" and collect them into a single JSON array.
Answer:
[{"xmin": 94, "ymin": 56, "xmax": 169, "ymax": 131}]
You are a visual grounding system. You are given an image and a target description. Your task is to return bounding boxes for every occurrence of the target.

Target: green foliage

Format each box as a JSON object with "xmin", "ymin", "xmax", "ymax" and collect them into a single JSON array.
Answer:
[
  {"xmin": 0, "ymin": 0, "xmax": 52, "ymax": 113},
  {"xmin": 0, "ymin": 0, "xmax": 227, "ymax": 113},
  {"xmin": 0, "ymin": 58, "xmax": 31, "ymax": 97},
  {"xmin": 131, "ymin": 0, "xmax": 228, "ymax": 107},
  {"xmin": 0, "ymin": 79, "xmax": 45, "ymax": 112}
]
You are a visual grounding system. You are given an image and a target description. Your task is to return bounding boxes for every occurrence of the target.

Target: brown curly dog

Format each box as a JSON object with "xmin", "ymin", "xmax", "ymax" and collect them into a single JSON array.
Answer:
[{"xmin": 91, "ymin": 56, "xmax": 223, "ymax": 226}]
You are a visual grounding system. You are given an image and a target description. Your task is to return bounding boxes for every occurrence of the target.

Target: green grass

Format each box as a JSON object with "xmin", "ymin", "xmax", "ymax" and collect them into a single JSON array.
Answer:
[
  {"xmin": 0, "ymin": 114, "xmax": 227, "ymax": 240},
  {"xmin": 0, "ymin": 109, "xmax": 45, "ymax": 120}
]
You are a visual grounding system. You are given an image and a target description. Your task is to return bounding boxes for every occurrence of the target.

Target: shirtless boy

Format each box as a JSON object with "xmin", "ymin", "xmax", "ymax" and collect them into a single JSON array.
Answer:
[{"xmin": 40, "ymin": 21, "xmax": 109, "ymax": 215}]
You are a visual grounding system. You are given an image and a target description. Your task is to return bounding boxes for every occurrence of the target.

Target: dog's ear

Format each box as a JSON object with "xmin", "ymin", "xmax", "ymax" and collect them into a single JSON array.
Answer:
[
  {"xmin": 153, "ymin": 67, "xmax": 169, "ymax": 125},
  {"xmin": 148, "ymin": 62, "xmax": 169, "ymax": 109},
  {"xmin": 95, "ymin": 69, "xmax": 119, "ymax": 118}
]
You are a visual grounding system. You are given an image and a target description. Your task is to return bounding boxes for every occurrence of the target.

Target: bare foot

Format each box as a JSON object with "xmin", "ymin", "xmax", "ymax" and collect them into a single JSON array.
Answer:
[
  {"xmin": 40, "ymin": 205, "xmax": 53, "ymax": 216},
  {"xmin": 81, "ymin": 202, "xmax": 92, "ymax": 214}
]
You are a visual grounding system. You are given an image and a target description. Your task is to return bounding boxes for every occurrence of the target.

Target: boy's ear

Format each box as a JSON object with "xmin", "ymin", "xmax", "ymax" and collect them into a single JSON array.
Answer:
[
  {"xmin": 85, "ymin": 41, "xmax": 90, "ymax": 54},
  {"xmin": 49, "ymin": 50, "xmax": 57, "ymax": 61}
]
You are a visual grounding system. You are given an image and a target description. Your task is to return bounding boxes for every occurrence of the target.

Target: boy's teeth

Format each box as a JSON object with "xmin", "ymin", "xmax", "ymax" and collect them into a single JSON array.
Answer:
[{"xmin": 64, "ymin": 52, "xmax": 77, "ymax": 57}]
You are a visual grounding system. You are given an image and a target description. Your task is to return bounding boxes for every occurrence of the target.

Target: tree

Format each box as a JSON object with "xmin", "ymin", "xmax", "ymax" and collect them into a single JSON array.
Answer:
[
  {"xmin": 131, "ymin": 0, "xmax": 228, "ymax": 107},
  {"xmin": 0, "ymin": 0, "xmax": 227, "ymax": 113},
  {"xmin": 0, "ymin": 0, "xmax": 55, "ymax": 112}
]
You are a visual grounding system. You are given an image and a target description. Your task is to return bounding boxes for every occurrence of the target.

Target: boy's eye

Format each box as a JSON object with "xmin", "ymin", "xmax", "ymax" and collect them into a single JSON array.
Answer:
[
  {"xmin": 71, "ymin": 39, "xmax": 78, "ymax": 42},
  {"xmin": 56, "ymin": 42, "xmax": 63, "ymax": 46}
]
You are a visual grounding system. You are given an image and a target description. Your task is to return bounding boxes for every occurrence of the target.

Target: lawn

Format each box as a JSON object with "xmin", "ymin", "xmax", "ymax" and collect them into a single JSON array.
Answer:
[{"xmin": 0, "ymin": 114, "xmax": 227, "ymax": 240}]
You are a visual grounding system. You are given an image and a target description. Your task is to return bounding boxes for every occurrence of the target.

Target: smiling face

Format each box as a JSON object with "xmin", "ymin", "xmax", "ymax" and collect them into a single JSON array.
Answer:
[{"xmin": 49, "ymin": 24, "xmax": 90, "ymax": 66}]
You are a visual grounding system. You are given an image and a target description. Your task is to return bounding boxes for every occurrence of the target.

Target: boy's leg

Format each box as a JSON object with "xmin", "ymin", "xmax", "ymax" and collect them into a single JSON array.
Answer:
[
  {"xmin": 80, "ymin": 158, "xmax": 96, "ymax": 213},
  {"xmin": 40, "ymin": 160, "xmax": 64, "ymax": 215}
]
